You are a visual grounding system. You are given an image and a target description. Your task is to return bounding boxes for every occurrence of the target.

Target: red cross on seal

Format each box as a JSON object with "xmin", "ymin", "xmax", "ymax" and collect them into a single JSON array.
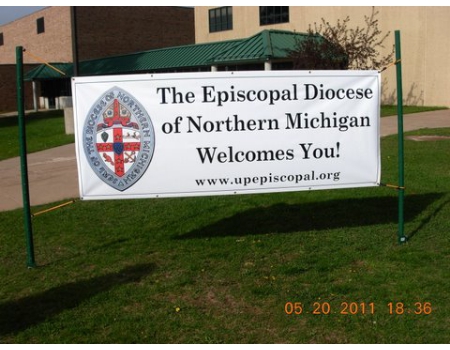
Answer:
[{"xmin": 96, "ymin": 99, "xmax": 140, "ymax": 177}]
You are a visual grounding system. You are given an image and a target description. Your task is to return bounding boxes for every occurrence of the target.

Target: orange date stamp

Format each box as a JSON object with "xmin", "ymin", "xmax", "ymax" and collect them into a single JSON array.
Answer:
[{"xmin": 284, "ymin": 301, "xmax": 432, "ymax": 315}]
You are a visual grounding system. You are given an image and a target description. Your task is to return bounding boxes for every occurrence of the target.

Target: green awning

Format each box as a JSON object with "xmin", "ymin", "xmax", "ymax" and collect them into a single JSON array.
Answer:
[
  {"xmin": 25, "ymin": 29, "xmax": 326, "ymax": 81},
  {"xmin": 207, "ymin": 30, "xmax": 313, "ymax": 64},
  {"xmin": 25, "ymin": 63, "xmax": 73, "ymax": 80}
]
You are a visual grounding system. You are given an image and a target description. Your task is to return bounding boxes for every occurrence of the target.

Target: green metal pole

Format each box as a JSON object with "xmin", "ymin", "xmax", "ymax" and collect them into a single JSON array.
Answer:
[
  {"xmin": 16, "ymin": 46, "xmax": 36, "ymax": 267},
  {"xmin": 395, "ymin": 31, "xmax": 407, "ymax": 244}
]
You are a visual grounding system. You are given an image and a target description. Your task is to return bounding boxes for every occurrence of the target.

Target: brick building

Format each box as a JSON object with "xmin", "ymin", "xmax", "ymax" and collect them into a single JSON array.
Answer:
[
  {"xmin": 195, "ymin": 6, "xmax": 450, "ymax": 107},
  {"xmin": 0, "ymin": 6, "xmax": 195, "ymax": 112},
  {"xmin": 0, "ymin": 64, "xmax": 38, "ymax": 113}
]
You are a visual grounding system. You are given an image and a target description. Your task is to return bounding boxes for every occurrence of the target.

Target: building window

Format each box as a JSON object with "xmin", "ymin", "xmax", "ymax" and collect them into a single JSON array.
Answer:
[
  {"xmin": 260, "ymin": 6, "xmax": 289, "ymax": 26},
  {"xmin": 0, "ymin": 33, "xmax": 3, "ymax": 46},
  {"xmin": 209, "ymin": 7, "xmax": 233, "ymax": 33},
  {"xmin": 37, "ymin": 17, "xmax": 45, "ymax": 34}
]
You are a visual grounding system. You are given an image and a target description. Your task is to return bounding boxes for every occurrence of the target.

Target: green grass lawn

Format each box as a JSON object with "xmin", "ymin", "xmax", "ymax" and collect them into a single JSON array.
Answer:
[
  {"xmin": 0, "ymin": 110, "xmax": 74, "ymax": 161},
  {"xmin": 380, "ymin": 105, "xmax": 448, "ymax": 117},
  {"xmin": 0, "ymin": 123, "xmax": 449, "ymax": 343}
]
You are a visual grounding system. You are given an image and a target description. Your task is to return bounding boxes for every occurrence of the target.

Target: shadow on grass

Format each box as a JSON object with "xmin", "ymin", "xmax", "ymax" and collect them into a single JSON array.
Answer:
[
  {"xmin": 407, "ymin": 193, "xmax": 450, "ymax": 240},
  {"xmin": 0, "ymin": 263, "xmax": 155, "ymax": 337},
  {"xmin": 176, "ymin": 193, "xmax": 444, "ymax": 239}
]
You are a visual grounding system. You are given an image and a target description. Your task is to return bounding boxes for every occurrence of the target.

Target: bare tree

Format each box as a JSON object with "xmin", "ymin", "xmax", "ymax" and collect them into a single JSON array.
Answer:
[{"xmin": 291, "ymin": 7, "xmax": 394, "ymax": 70}]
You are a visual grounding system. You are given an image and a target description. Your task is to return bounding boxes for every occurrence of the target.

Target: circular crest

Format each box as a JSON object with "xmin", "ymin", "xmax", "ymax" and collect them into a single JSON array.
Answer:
[{"xmin": 82, "ymin": 87, "xmax": 155, "ymax": 191}]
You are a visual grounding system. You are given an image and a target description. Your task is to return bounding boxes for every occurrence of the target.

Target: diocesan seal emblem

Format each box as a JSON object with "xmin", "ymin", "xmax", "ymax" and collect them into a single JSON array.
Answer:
[{"xmin": 83, "ymin": 87, "xmax": 155, "ymax": 191}]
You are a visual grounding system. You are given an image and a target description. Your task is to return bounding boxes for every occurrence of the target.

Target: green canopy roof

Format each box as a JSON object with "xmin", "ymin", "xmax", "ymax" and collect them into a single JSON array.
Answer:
[
  {"xmin": 208, "ymin": 30, "xmax": 311, "ymax": 64},
  {"xmin": 25, "ymin": 63, "xmax": 73, "ymax": 80},
  {"xmin": 25, "ymin": 30, "xmax": 318, "ymax": 80}
]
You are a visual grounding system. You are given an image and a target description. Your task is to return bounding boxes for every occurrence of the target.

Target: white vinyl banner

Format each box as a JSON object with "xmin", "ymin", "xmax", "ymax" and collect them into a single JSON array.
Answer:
[{"xmin": 72, "ymin": 71, "xmax": 381, "ymax": 200}]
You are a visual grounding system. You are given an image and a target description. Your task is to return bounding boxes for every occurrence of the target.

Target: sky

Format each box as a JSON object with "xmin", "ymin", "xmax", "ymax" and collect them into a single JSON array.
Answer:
[{"xmin": 0, "ymin": 6, "xmax": 47, "ymax": 26}]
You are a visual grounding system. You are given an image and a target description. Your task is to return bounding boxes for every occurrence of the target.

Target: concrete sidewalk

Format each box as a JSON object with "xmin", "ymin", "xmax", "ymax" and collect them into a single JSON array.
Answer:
[
  {"xmin": 379, "ymin": 109, "xmax": 450, "ymax": 137},
  {"xmin": 1, "ymin": 109, "xmax": 449, "ymax": 212},
  {"xmin": 1, "ymin": 143, "xmax": 78, "ymax": 212}
]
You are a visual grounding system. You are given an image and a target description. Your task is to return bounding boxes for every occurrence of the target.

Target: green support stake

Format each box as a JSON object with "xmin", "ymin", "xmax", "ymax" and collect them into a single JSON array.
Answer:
[
  {"xmin": 395, "ymin": 32, "xmax": 407, "ymax": 244},
  {"xmin": 16, "ymin": 46, "xmax": 37, "ymax": 267}
]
